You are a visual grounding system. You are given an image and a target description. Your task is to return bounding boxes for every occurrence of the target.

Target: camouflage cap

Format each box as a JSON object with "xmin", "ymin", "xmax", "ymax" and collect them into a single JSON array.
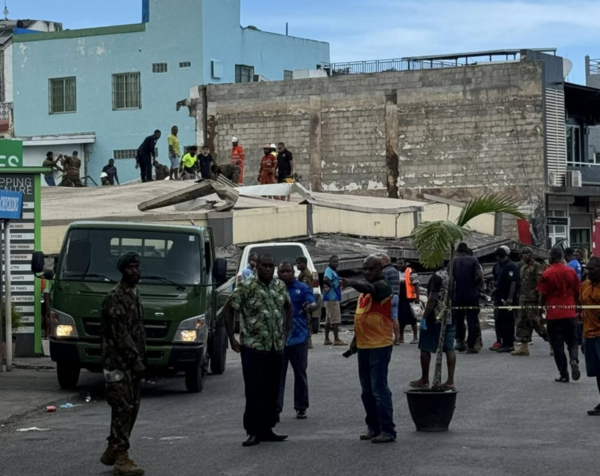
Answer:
[
  {"xmin": 117, "ymin": 252, "xmax": 141, "ymax": 272},
  {"xmin": 521, "ymin": 246, "xmax": 533, "ymax": 254}
]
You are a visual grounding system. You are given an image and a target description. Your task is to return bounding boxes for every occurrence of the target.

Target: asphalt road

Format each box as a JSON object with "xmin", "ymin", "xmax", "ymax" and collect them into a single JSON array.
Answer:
[{"xmin": 1, "ymin": 329, "xmax": 599, "ymax": 476}]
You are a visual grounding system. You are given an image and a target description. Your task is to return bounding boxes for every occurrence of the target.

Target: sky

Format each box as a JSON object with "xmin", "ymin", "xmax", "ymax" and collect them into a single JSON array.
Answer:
[{"xmin": 7, "ymin": 0, "xmax": 600, "ymax": 84}]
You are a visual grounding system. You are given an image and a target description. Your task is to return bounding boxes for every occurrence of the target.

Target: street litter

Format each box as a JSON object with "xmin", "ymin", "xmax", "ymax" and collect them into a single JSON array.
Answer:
[
  {"xmin": 159, "ymin": 437, "xmax": 188, "ymax": 441},
  {"xmin": 59, "ymin": 403, "xmax": 79, "ymax": 409},
  {"xmin": 17, "ymin": 427, "xmax": 51, "ymax": 432},
  {"xmin": 46, "ymin": 406, "xmax": 57, "ymax": 413}
]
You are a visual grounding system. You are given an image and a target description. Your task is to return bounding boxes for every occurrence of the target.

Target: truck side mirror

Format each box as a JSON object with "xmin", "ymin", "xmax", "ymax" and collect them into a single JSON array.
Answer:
[
  {"xmin": 44, "ymin": 269, "xmax": 55, "ymax": 280},
  {"xmin": 31, "ymin": 251, "xmax": 45, "ymax": 274},
  {"xmin": 213, "ymin": 258, "xmax": 228, "ymax": 286}
]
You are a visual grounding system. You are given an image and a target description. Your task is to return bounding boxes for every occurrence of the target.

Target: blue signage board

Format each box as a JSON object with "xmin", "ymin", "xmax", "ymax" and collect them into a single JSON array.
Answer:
[{"xmin": 0, "ymin": 190, "xmax": 23, "ymax": 220}]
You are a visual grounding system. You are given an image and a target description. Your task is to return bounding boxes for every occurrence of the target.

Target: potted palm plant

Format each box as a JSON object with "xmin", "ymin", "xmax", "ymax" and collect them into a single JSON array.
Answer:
[
  {"xmin": 405, "ymin": 194, "xmax": 525, "ymax": 432},
  {"xmin": 1, "ymin": 303, "xmax": 24, "ymax": 363}
]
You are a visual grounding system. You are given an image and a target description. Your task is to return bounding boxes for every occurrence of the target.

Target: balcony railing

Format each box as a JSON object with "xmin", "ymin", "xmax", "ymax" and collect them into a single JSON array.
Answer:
[
  {"xmin": 589, "ymin": 58, "xmax": 600, "ymax": 75},
  {"xmin": 322, "ymin": 48, "xmax": 557, "ymax": 77}
]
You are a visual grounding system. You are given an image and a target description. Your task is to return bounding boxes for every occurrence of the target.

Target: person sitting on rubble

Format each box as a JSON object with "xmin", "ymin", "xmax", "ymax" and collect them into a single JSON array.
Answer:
[
  {"xmin": 211, "ymin": 163, "xmax": 240, "ymax": 185},
  {"xmin": 153, "ymin": 159, "xmax": 170, "ymax": 181}
]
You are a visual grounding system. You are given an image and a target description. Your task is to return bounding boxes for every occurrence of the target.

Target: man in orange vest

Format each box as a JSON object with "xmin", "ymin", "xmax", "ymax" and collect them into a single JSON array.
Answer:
[
  {"xmin": 258, "ymin": 144, "xmax": 278, "ymax": 185},
  {"xmin": 231, "ymin": 137, "xmax": 246, "ymax": 185},
  {"xmin": 342, "ymin": 255, "xmax": 396, "ymax": 444},
  {"xmin": 398, "ymin": 258, "xmax": 420, "ymax": 344}
]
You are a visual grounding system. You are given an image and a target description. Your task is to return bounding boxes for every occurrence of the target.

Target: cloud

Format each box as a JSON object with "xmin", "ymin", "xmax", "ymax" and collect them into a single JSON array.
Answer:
[{"xmin": 244, "ymin": 0, "xmax": 598, "ymax": 82}]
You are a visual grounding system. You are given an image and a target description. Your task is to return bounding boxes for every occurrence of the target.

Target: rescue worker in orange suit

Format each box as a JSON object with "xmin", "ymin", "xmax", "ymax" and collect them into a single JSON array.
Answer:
[
  {"xmin": 397, "ymin": 258, "xmax": 420, "ymax": 344},
  {"xmin": 258, "ymin": 144, "xmax": 278, "ymax": 185},
  {"xmin": 231, "ymin": 137, "xmax": 246, "ymax": 185}
]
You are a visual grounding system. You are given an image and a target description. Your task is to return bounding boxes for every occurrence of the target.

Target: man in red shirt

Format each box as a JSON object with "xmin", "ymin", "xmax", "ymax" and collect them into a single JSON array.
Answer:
[{"xmin": 537, "ymin": 247, "xmax": 581, "ymax": 383}]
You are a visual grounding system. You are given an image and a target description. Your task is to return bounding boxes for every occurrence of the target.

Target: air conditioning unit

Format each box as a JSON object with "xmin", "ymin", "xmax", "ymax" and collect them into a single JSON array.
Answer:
[
  {"xmin": 548, "ymin": 171, "xmax": 562, "ymax": 187},
  {"xmin": 253, "ymin": 74, "xmax": 269, "ymax": 82},
  {"xmin": 567, "ymin": 170, "xmax": 582, "ymax": 187}
]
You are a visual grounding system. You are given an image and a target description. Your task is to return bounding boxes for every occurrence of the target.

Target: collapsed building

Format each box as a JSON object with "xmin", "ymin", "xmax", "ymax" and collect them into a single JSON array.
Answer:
[{"xmin": 182, "ymin": 48, "xmax": 600, "ymax": 253}]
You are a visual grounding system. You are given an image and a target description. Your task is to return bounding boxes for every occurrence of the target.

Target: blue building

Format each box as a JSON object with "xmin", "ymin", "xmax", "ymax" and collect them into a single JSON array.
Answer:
[{"xmin": 12, "ymin": 0, "xmax": 330, "ymax": 184}]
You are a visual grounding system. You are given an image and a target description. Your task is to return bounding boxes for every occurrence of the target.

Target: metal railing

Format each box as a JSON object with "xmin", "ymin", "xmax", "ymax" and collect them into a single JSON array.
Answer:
[
  {"xmin": 0, "ymin": 102, "xmax": 12, "ymax": 122},
  {"xmin": 589, "ymin": 58, "xmax": 600, "ymax": 75},
  {"xmin": 323, "ymin": 49, "xmax": 556, "ymax": 77},
  {"xmin": 325, "ymin": 58, "xmax": 460, "ymax": 76}
]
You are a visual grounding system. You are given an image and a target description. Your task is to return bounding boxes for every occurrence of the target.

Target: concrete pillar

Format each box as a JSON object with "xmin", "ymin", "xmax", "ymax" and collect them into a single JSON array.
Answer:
[
  {"xmin": 385, "ymin": 91, "xmax": 399, "ymax": 199},
  {"xmin": 309, "ymin": 96, "xmax": 322, "ymax": 192}
]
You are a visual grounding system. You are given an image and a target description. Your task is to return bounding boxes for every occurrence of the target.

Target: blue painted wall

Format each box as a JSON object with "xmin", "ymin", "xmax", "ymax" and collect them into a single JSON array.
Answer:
[{"xmin": 12, "ymin": 0, "xmax": 329, "ymax": 184}]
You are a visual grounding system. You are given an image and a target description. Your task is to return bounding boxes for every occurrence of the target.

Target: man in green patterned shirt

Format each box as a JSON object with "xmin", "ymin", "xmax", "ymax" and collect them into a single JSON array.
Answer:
[{"xmin": 223, "ymin": 254, "xmax": 293, "ymax": 447}]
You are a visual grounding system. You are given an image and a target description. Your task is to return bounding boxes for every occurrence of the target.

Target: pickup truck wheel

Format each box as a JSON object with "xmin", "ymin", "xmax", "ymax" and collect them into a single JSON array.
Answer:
[
  {"xmin": 185, "ymin": 360, "xmax": 206, "ymax": 393},
  {"xmin": 57, "ymin": 360, "xmax": 80, "ymax": 390},
  {"xmin": 311, "ymin": 316, "xmax": 321, "ymax": 335},
  {"xmin": 210, "ymin": 326, "xmax": 228, "ymax": 375}
]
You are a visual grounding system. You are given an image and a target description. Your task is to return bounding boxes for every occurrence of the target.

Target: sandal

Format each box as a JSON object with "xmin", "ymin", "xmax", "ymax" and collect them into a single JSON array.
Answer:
[
  {"xmin": 409, "ymin": 380, "xmax": 430, "ymax": 389},
  {"xmin": 372, "ymin": 434, "xmax": 395, "ymax": 444},
  {"xmin": 409, "ymin": 339, "xmax": 419, "ymax": 345},
  {"xmin": 441, "ymin": 383, "xmax": 456, "ymax": 391},
  {"xmin": 324, "ymin": 339, "xmax": 333, "ymax": 346},
  {"xmin": 554, "ymin": 376, "xmax": 570, "ymax": 383},
  {"xmin": 587, "ymin": 404, "xmax": 600, "ymax": 416},
  {"xmin": 334, "ymin": 340, "xmax": 347, "ymax": 346},
  {"xmin": 360, "ymin": 431, "xmax": 377, "ymax": 441}
]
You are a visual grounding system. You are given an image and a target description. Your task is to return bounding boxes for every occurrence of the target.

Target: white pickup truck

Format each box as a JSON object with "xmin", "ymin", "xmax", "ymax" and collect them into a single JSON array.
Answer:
[{"xmin": 217, "ymin": 242, "xmax": 323, "ymax": 332}]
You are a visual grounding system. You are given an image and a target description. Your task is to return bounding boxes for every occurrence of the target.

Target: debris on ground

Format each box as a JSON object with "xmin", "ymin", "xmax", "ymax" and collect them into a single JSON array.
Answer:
[
  {"xmin": 46, "ymin": 406, "xmax": 57, "ymax": 413},
  {"xmin": 16, "ymin": 427, "xmax": 51, "ymax": 432}
]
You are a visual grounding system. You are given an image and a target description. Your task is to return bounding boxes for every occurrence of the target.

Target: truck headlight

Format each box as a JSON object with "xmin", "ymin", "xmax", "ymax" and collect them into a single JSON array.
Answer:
[
  {"xmin": 51, "ymin": 310, "xmax": 79, "ymax": 339},
  {"xmin": 174, "ymin": 315, "xmax": 205, "ymax": 343}
]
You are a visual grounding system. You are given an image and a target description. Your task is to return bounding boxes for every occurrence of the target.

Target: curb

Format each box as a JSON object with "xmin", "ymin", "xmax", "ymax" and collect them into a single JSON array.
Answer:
[{"xmin": 0, "ymin": 392, "xmax": 81, "ymax": 428}]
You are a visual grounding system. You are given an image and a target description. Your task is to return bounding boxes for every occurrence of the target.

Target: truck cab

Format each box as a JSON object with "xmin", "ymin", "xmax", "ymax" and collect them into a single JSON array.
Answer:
[{"xmin": 33, "ymin": 221, "xmax": 228, "ymax": 393}]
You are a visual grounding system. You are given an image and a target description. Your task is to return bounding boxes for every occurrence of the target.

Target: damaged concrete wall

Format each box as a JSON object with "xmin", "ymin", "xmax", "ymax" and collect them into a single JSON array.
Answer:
[{"xmin": 194, "ymin": 61, "xmax": 546, "ymax": 238}]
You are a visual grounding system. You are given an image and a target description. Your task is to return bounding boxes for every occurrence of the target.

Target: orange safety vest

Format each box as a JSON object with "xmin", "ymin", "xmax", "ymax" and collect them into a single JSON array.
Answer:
[
  {"xmin": 405, "ymin": 268, "xmax": 417, "ymax": 300},
  {"xmin": 354, "ymin": 291, "xmax": 393, "ymax": 349}
]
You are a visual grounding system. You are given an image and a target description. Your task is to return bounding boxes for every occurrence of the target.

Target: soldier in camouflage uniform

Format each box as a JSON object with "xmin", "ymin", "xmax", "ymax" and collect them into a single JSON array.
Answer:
[
  {"xmin": 59, "ymin": 153, "xmax": 85, "ymax": 187},
  {"xmin": 100, "ymin": 252, "xmax": 146, "ymax": 475},
  {"xmin": 222, "ymin": 253, "xmax": 293, "ymax": 447},
  {"xmin": 513, "ymin": 247, "xmax": 549, "ymax": 356}
]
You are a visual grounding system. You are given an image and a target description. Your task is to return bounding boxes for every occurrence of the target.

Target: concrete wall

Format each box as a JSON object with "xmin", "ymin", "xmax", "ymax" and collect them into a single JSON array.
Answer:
[
  {"xmin": 421, "ymin": 203, "xmax": 496, "ymax": 235},
  {"xmin": 196, "ymin": 60, "xmax": 545, "ymax": 239},
  {"xmin": 12, "ymin": 0, "xmax": 329, "ymax": 185},
  {"xmin": 232, "ymin": 206, "xmax": 307, "ymax": 244}
]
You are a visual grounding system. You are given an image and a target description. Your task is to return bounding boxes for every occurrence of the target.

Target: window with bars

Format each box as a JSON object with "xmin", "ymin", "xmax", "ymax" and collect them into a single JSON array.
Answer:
[
  {"xmin": 113, "ymin": 148, "xmax": 158, "ymax": 160},
  {"xmin": 284, "ymin": 70, "xmax": 293, "ymax": 81},
  {"xmin": 152, "ymin": 63, "xmax": 168, "ymax": 73},
  {"xmin": 49, "ymin": 77, "xmax": 77, "ymax": 114},
  {"xmin": 235, "ymin": 64, "xmax": 254, "ymax": 83},
  {"xmin": 179, "ymin": 62, "xmax": 191, "ymax": 68},
  {"xmin": 112, "ymin": 72, "xmax": 141, "ymax": 110},
  {"xmin": 113, "ymin": 149, "xmax": 138, "ymax": 160}
]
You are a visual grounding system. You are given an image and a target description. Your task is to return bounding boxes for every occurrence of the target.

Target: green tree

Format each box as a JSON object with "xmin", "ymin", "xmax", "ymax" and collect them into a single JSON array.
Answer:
[{"xmin": 411, "ymin": 194, "xmax": 526, "ymax": 390}]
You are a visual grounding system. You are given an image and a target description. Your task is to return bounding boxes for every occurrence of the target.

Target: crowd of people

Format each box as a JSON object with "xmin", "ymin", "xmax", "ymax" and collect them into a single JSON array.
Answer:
[
  {"xmin": 41, "ymin": 128, "xmax": 296, "ymax": 189},
  {"xmin": 137, "ymin": 128, "xmax": 295, "ymax": 186},
  {"xmin": 98, "ymin": 243, "xmax": 600, "ymax": 473}
]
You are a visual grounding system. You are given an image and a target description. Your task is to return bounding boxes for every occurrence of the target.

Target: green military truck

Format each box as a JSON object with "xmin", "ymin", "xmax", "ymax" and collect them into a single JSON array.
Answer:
[{"xmin": 32, "ymin": 221, "xmax": 228, "ymax": 393}]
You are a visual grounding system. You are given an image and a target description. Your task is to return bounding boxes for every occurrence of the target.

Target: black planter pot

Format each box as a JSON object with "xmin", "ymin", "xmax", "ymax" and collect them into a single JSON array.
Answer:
[{"xmin": 405, "ymin": 389, "xmax": 458, "ymax": 432}]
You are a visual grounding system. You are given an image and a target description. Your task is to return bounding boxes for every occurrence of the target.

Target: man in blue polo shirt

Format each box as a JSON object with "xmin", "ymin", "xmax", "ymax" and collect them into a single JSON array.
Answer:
[{"xmin": 277, "ymin": 261, "xmax": 318, "ymax": 420}]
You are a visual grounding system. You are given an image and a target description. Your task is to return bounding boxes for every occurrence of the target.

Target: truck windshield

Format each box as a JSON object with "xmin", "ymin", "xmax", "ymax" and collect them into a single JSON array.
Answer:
[{"xmin": 60, "ymin": 228, "xmax": 202, "ymax": 285}]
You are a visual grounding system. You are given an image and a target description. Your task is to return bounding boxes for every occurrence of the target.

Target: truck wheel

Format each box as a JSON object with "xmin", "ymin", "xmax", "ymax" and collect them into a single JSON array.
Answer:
[
  {"xmin": 185, "ymin": 360, "xmax": 206, "ymax": 393},
  {"xmin": 311, "ymin": 316, "xmax": 321, "ymax": 335},
  {"xmin": 210, "ymin": 326, "xmax": 228, "ymax": 375},
  {"xmin": 57, "ymin": 360, "xmax": 80, "ymax": 390}
]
